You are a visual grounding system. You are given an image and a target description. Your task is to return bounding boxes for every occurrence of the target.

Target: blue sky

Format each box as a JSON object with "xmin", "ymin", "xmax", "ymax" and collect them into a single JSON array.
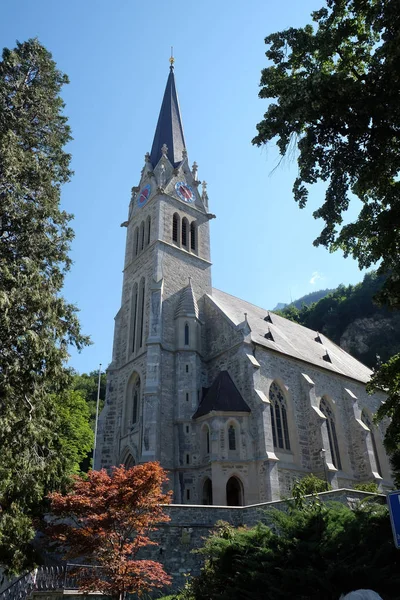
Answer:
[{"xmin": 1, "ymin": 1, "xmax": 368, "ymax": 373}]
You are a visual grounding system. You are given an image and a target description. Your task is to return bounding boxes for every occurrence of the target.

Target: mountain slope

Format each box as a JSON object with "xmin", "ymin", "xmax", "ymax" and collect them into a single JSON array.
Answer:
[{"xmin": 276, "ymin": 272, "xmax": 400, "ymax": 369}]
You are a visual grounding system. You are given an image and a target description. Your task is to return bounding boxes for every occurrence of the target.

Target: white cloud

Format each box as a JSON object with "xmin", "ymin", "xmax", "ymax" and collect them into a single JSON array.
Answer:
[{"xmin": 309, "ymin": 271, "xmax": 322, "ymax": 285}]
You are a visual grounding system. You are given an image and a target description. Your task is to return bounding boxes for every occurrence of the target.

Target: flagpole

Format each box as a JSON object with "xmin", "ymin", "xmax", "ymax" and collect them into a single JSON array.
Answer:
[{"xmin": 92, "ymin": 363, "xmax": 102, "ymax": 470}]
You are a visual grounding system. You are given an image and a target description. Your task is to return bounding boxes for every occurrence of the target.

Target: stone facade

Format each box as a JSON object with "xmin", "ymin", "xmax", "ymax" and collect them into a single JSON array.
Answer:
[{"xmin": 95, "ymin": 66, "xmax": 393, "ymax": 506}]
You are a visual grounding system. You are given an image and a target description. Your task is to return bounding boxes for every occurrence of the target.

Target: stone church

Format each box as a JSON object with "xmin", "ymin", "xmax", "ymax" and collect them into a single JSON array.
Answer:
[{"xmin": 95, "ymin": 62, "xmax": 392, "ymax": 505}]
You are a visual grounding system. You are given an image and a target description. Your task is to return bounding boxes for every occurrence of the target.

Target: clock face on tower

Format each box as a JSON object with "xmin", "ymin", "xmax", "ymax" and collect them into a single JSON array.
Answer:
[
  {"xmin": 175, "ymin": 181, "xmax": 195, "ymax": 203},
  {"xmin": 137, "ymin": 184, "xmax": 151, "ymax": 208}
]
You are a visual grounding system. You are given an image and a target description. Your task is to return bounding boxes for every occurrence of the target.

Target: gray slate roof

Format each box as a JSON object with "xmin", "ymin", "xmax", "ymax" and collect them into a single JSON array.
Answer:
[
  {"xmin": 193, "ymin": 370, "xmax": 251, "ymax": 419},
  {"xmin": 150, "ymin": 67, "xmax": 186, "ymax": 168},
  {"xmin": 175, "ymin": 281, "xmax": 199, "ymax": 319},
  {"xmin": 209, "ymin": 289, "xmax": 372, "ymax": 384}
]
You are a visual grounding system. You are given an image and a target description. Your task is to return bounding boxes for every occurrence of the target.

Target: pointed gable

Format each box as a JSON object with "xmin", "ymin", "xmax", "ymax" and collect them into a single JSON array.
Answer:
[
  {"xmin": 175, "ymin": 280, "xmax": 199, "ymax": 319},
  {"xmin": 193, "ymin": 371, "xmax": 251, "ymax": 419},
  {"xmin": 150, "ymin": 66, "xmax": 186, "ymax": 169}
]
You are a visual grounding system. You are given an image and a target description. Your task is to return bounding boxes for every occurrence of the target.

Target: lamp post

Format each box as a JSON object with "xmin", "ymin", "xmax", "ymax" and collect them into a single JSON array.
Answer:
[
  {"xmin": 92, "ymin": 363, "xmax": 102, "ymax": 470},
  {"xmin": 320, "ymin": 448, "xmax": 329, "ymax": 491}
]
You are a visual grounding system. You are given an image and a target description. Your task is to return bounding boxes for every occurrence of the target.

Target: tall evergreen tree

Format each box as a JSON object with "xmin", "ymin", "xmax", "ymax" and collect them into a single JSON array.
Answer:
[{"xmin": 0, "ymin": 39, "xmax": 89, "ymax": 573}]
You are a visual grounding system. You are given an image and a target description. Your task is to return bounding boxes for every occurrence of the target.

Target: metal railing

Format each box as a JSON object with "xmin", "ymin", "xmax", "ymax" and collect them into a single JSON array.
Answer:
[{"xmin": 0, "ymin": 564, "xmax": 104, "ymax": 600}]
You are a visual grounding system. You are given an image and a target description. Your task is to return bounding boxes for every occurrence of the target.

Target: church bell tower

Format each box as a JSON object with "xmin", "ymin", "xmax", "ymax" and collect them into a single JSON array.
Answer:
[{"xmin": 95, "ymin": 60, "xmax": 214, "ymax": 500}]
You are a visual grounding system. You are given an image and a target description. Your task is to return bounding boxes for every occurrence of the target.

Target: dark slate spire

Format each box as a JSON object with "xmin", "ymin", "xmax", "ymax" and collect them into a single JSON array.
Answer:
[{"xmin": 150, "ymin": 64, "xmax": 186, "ymax": 169}]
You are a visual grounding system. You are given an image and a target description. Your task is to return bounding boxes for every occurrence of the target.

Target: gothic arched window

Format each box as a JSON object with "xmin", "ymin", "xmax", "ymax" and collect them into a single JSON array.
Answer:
[
  {"xmin": 133, "ymin": 227, "xmax": 139, "ymax": 257},
  {"xmin": 190, "ymin": 221, "xmax": 196, "ymax": 251},
  {"xmin": 146, "ymin": 216, "xmax": 151, "ymax": 245},
  {"xmin": 172, "ymin": 213, "xmax": 180, "ymax": 244},
  {"xmin": 140, "ymin": 221, "xmax": 145, "ymax": 251},
  {"xmin": 202, "ymin": 425, "xmax": 210, "ymax": 457},
  {"xmin": 184, "ymin": 323, "xmax": 189, "ymax": 346},
  {"xmin": 182, "ymin": 218, "xmax": 188, "ymax": 247},
  {"xmin": 320, "ymin": 398, "xmax": 342, "ymax": 470},
  {"xmin": 137, "ymin": 278, "xmax": 145, "ymax": 350},
  {"xmin": 131, "ymin": 283, "xmax": 138, "ymax": 353},
  {"xmin": 132, "ymin": 375, "xmax": 141, "ymax": 425},
  {"xmin": 269, "ymin": 381, "xmax": 290, "ymax": 451},
  {"xmin": 228, "ymin": 424, "xmax": 236, "ymax": 451},
  {"xmin": 361, "ymin": 410, "xmax": 382, "ymax": 477},
  {"xmin": 124, "ymin": 373, "xmax": 141, "ymax": 432},
  {"xmin": 125, "ymin": 454, "xmax": 135, "ymax": 469}
]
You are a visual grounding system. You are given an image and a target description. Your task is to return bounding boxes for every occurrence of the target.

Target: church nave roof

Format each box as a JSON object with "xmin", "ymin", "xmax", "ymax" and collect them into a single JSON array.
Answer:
[{"xmin": 209, "ymin": 288, "xmax": 372, "ymax": 384}]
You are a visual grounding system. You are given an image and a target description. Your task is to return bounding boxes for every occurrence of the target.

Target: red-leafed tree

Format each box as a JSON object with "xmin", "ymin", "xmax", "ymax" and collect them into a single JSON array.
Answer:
[{"xmin": 47, "ymin": 462, "xmax": 172, "ymax": 600}]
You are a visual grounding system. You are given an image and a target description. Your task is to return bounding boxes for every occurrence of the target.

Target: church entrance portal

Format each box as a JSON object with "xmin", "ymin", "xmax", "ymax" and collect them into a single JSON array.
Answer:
[
  {"xmin": 202, "ymin": 478, "xmax": 213, "ymax": 505},
  {"xmin": 226, "ymin": 476, "xmax": 243, "ymax": 506},
  {"xmin": 124, "ymin": 454, "xmax": 135, "ymax": 468}
]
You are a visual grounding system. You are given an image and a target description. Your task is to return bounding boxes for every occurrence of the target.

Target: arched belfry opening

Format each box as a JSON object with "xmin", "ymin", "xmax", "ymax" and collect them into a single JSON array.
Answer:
[
  {"xmin": 202, "ymin": 478, "xmax": 213, "ymax": 505},
  {"xmin": 226, "ymin": 476, "xmax": 243, "ymax": 506},
  {"xmin": 124, "ymin": 372, "xmax": 141, "ymax": 432}
]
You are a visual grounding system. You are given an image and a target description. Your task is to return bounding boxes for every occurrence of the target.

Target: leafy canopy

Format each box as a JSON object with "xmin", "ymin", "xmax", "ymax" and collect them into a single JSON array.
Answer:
[
  {"xmin": 253, "ymin": 0, "xmax": 400, "ymax": 308},
  {"xmin": 0, "ymin": 38, "xmax": 89, "ymax": 573},
  {"xmin": 253, "ymin": 0, "xmax": 400, "ymax": 482},
  {"xmin": 53, "ymin": 389, "xmax": 94, "ymax": 476},
  {"xmin": 368, "ymin": 354, "xmax": 400, "ymax": 486},
  {"xmin": 47, "ymin": 463, "xmax": 172, "ymax": 600},
  {"xmin": 71, "ymin": 369, "xmax": 106, "ymax": 429}
]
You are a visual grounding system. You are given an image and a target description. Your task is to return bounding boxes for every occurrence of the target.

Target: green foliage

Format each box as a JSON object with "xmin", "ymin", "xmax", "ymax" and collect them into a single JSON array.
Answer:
[
  {"xmin": 53, "ymin": 390, "xmax": 94, "ymax": 476},
  {"xmin": 188, "ymin": 502, "xmax": 400, "ymax": 600},
  {"xmin": 290, "ymin": 288, "xmax": 334, "ymax": 309},
  {"xmin": 368, "ymin": 353, "xmax": 400, "ymax": 486},
  {"xmin": 277, "ymin": 271, "xmax": 400, "ymax": 368},
  {"xmin": 0, "ymin": 39, "xmax": 89, "ymax": 574},
  {"xmin": 71, "ymin": 370, "xmax": 106, "ymax": 429},
  {"xmin": 354, "ymin": 481, "xmax": 380, "ymax": 493},
  {"xmin": 253, "ymin": 0, "xmax": 400, "ymax": 310},
  {"xmin": 292, "ymin": 474, "xmax": 330, "ymax": 499},
  {"xmin": 68, "ymin": 370, "xmax": 106, "ymax": 472}
]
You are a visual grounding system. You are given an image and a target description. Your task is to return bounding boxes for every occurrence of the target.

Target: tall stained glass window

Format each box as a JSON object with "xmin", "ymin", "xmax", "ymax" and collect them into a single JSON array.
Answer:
[
  {"xmin": 269, "ymin": 382, "xmax": 290, "ymax": 450},
  {"xmin": 361, "ymin": 410, "xmax": 382, "ymax": 477},
  {"xmin": 320, "ymin": 398, "xmax": 342, "ymax": 470}
]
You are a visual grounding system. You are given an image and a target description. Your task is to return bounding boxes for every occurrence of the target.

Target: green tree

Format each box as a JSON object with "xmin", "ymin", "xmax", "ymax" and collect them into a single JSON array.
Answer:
[
  {"xmin": 354, "ymin": 481, "xmax": 380, "ymax": 493},
  {"xmin": 369, "ymin": 355, "xmax": 400, "ymax": 486},
  {"xmin": 0, "ymin": 39, "xmax": 89, "ymax": 574},
  {"xmin": 291, "ymin": 474, "xmax": 330, "ymax": 500},
  {"xmin": 53, "ymin": 389, "xmax": 94, "ymax": 476},
  {"xmin": 72, "ymin": 369, "xmax": 106, "ymax": 429},
  {"xmin": 69, "ymin": 369, "xmax": 106, "ymax": 473},
  {"xmin": 253, "ymin": 1, "xmax": 400, "ymax": 476},
  {"xmin": 188, "ymin": 501, "xmax": 400, "ymax": 600},
  {"xmin": 47, "ymin": 464, "xmax": 172, "ymax": 600},
  {"xmin": 253, "ymin": 0, "xmax": 400, "ymax": 309}
]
